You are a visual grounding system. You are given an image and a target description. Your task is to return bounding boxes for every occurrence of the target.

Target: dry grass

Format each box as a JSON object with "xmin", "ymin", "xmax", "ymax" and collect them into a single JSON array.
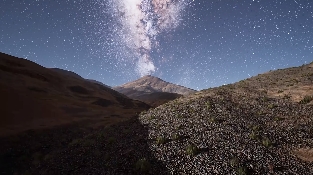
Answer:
[{"xmin": 293, "ymin": 148, "xmax": 313, "ymax": 162}]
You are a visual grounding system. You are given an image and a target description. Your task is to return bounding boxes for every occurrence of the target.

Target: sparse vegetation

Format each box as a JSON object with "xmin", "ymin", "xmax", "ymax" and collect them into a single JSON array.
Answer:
[
  {"xmin": 68, "ymin": 138, "xmax": 83, "ymax": 146},
  {"xmin": 186, "ymin": 144, "xmax": 199, "ymax": 156},
  {"xmin": 237, "ymin": 166, "xmax": 247, "ymax": 175},
  {"xmin": 230, "ymin": 157, "xmax": 239, "ymax": 167},
  {"xmin": 205, "ymin": 101, "xmax": 211, "ymax": 109},
  {"xmin": 172, "ymin": 133, "xmax": 180, "ymax": 141},
  {"xmin": 32, "ymin": 152, "xmax": 43, "ymax": 165},
  {"xmin": 252, "ymin": 125, "xmax": 261, "ymax": 131},
  {"xmin": 209, "ymin": 116, "xmax": 216, "ymax": 123},
  {"xmin": 268, "ymin": 103, "xmax": 277, "ymax": 109},
  {"xmin": 249, "ymin": 131, "xmax": 260, "ymax": 140},
  {"xmin": 274, "ymin": 117, "xmax": 284, "ymax": 121},
  {"xmin": 262, "ymin": 137, "xmax": 272, "ymax": 147},
  {"xmin": 156, "ymin": 136, "xmax": 166, "ymax": 145},
  {"xmin": 135, "ymin": 158, "xmax": 151, "ymax": 174},
  {"xmin": 283, "ymin": 94, "xmax": 291, "ymax": 99},
  {"xmin": 107, "ymin": 137, "xmax": 116, "ymax": 145},
  {"xmin": 176, "ymin": 124, "xmax": 183, "ymax": 130},
  {"xmin": 3, "ymin": 53, "xmax": 313, "ymax": 174},
  {"xmin": 299, "ymin": 95, "xmax": 313, "ymax": 104},
  {"xmin": 261, "ymin": 96, "xmax": 270, "ymax": 102}
]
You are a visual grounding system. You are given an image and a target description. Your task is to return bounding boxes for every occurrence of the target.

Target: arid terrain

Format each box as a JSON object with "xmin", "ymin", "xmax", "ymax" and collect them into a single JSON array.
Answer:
[
  {"xmin": 0, "ymin": 52, "xmax": 313, "ymax": 174},
  {"xmin": 0, "ymin": 52, "xmax": 151, "ymax": 174}
]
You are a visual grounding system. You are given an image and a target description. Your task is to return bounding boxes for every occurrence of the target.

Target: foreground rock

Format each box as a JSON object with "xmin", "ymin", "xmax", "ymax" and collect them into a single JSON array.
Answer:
[{"xmin": 139, "ymin": 88, "xmax": 313, "ymax": 174}]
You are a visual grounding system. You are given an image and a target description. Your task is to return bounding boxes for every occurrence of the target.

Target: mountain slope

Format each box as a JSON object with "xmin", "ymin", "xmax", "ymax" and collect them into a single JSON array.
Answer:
[
  {"xmin": 0, "ymin": 52, "xmax": 149, "ymax": 136},
  {"xmin": 50, "ymin": 68, "xmax": 83, "ymax": 79},
  {"xmin": 136, "ymin": 62, "xmax": 313, "ymax": 174},
  {"xmin": 2, "ymin": 55, "xmax": 312, "ymax": 174},
  {"xmin": 51, "ymin": 68, "xmax": 111, "ymax": 88},
  {"xmin": 113, "ymin": 75, "xmax": 196, "ymax": 106},
  {"xmin": 114, "ymin": 75, "xmax": 196, "ymax": 95}
]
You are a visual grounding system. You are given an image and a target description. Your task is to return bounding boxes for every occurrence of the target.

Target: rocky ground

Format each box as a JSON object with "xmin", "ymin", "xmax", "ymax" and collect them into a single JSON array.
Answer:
[
  {"xmin": 1, "ymin": 60, "xmax": 313, "ymax": 174},
  {"xmin": 1, "ymin": 87, "xmax": 312, "ymax": 175},
  {"xmin": 0, "ymin": 118, "xmax": 169, "ymax": 175},
  {"xmin": 138, "ymin": 88, "xmax": 313, "ymax": 174}
]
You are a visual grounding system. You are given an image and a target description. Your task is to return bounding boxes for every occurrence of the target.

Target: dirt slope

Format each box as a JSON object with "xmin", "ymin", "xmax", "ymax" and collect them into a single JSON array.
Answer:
[{"xmin": 0, "ymin": 52, "xmax": 149, "ymax": 136}]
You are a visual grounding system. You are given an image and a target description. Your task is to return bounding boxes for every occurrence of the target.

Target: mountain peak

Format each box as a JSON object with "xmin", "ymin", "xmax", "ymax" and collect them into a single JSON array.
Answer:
[{"xmin": 114, "ymin": 76, "xmax": 196, "ymax": 96}]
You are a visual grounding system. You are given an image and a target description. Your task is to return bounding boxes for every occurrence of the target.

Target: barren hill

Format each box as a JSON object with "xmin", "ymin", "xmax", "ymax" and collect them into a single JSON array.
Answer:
[
  {"xmin": 1, "ymin": 54, "xmax": 313, "ymax": 174},
  {"xmin": 113, "ymin": 75, "xmax": 196, "ymax": 106},
  {"xmin": 0, "ymin": 52, "xmax": 149, "ymax": 136},
  {"xmin": 136, "ymin": 62, "xmax": 313, "ymax": 174},
  {"xmin": 51, "ymin": 68, "xmax": 111, "ymax": 88}
]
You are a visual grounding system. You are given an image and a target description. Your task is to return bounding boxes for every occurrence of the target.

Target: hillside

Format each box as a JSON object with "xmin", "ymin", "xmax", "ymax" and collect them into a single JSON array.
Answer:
[
  {"xmin": 0, "ymin": 52, "xmax": 152, "ymax": 174},
  {"xmin": 136, "ymin": 62, "xmax": 313, "ymax": 174},
  {"xmin": 113, "ymin": 75, "xmax": 196, "ymax": 106},
  {"xmin": 1, "ymin": 56, "xmax": 312, "ymax": 174}
]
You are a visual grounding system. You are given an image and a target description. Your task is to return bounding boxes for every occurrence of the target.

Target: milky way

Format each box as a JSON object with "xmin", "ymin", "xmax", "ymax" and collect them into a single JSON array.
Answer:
[
  {"xmin": 99, "ymin": 0, "xmax": 188, "ymax": 76},
  {"xmin": 1, "ymin": 0, "xmax": 313, "ymax": 90}
]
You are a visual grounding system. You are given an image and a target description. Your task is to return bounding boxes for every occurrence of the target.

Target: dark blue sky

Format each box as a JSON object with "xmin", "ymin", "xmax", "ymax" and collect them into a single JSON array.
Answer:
[{"xmin": 1, "ymin": 0, "xmax": 312, "ymax": 90}]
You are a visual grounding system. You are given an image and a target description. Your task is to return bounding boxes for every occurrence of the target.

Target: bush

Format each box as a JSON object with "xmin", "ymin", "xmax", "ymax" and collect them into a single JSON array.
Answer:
[
  {"xmin": 274, "ymin": 117, "xmax": 284, "ymax": 121},
  {"xmin": 299, "ymin": 95, "xmax": 313, "ymax": 104},
  {"xmin": 262, "ymin": 137, "xmax": 272, "ymax": 147},
  {"xmin": 237, "ymin": 166, "xmax": 247, "ymax": 175},
  {"xmin": 230, "ymin": 157, "xmax": 239, "ymax": 167},
  {"xmin": 156, "ymin": 136, "xmax": 166, "ymax": 145},
  {"xmin": 186, "ymin": 144, "xmax": 199, "ymax": 156},
  {"xmin": 268, "ymin": 104, "xmax": 277, "ymax": 109},
  {"xmin": 172, "ymin": 134, "xmax": 180, "ymax": 141},
  {"xmin": 209, "ymin": 117, "xmax": 216, "ymax": 123},
  {"xmin": 135, "ymin": 158, "xmax": 151, "ymax": 174},
  {"xmin": 107, "ymin": 137, "xmax": 116, "ymax": 145},
  {"xmin": 283, "ymin": 94, "xmax": 291, "ymax": 99},
  {"xmin": 251, "ymin": 125, "xmax": 261, "ymax": 131},
  {"xmin": 205, "ymin": 101, "xmax": 211, "ymax": 109},
  {"xmin": 249, "ymin": 131, "xmax": 260, "ymax": 140}
]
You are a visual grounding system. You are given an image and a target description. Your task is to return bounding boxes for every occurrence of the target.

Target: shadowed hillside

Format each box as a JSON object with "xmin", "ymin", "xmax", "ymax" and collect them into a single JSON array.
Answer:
[
  {"xmin": 0, "ymin": 52, "xmax": 150, "ymax": 136},
  {"xmin": 1, "ymin": 52, "xmax": 312, "ymax": 174},
  {"xmin": 0, "ymin": 52, "xmax": 168, "ymax": 174}
]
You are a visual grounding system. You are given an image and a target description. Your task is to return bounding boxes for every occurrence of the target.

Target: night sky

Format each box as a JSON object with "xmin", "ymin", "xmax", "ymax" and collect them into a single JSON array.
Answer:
[{"xmin": 1, "ymin": 0, "xmax": 312, "ymax": 90}]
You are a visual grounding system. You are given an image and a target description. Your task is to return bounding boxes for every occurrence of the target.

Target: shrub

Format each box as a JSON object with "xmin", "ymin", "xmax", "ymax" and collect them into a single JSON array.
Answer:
[
  {"xmin": 107, "ymin": 137, "xmax": 116, "ymax": 145},
  {"xmin": 156, "ymin": 136, "xmax": 166, "ymax": 145},
  {"xmin": 69, "ymin": 138, "xmax": 83, "ymax": 146},
  {"xmin": 249, "ymin": 131, "xmax": 260, "ymax": 140},
  {"xmin": 268, "ymin": 104, "xmax": 277, "ymax": 109},
  {"xmin": 252, "ymin": 125, "xmax": 261, "ymax": 131},
  {"xmin": 261, "ymin": 96, "xmax": 269, "ymax": 102},
  {"xmin": 186, "ymin": 144, "xmax": 199, "ymax": 156},
  {"xmin": 262, "ymin": 137, "xmax": 272, "ymax": 147},
  {"xmin": 230, "ymin": 157, "xmax": 239, "ymax": 167},
  {"xmin": 205, "ymin": 101, "xmax": 211, "ymax": 109},
  {"xmin": 135, "ymin": 158, "xmax": 151, "ymax": 174},
  {"xmin": 172, "ymin": 134, "xmax": 180, "ymax": 141},
  {"xmin": 237, "ymin": 166, "xmax": 247, "ymax": 175},
  {"xmin": 299, "ymin": 95, "xmax": 313, "ymax": 104},
  {"xmin": 209, "ymin": 117, "xmax": 216, "ymax": 123},
  {"xmin": 283, "ymin": 94, "xmax": 291, "ymax": 99},
  {"xmin": 274, "ymin": 117, "xmax": 284, "ymax": 121},
  {"xmin": 176, "ymin": 124, "xmax": 183, "ymax": 130}
]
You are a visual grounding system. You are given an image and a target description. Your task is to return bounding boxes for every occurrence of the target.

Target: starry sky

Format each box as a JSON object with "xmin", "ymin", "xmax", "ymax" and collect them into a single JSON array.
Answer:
[{"xmin": 1, "ymin": 0, "xmax": 312, "ymax": 90}]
